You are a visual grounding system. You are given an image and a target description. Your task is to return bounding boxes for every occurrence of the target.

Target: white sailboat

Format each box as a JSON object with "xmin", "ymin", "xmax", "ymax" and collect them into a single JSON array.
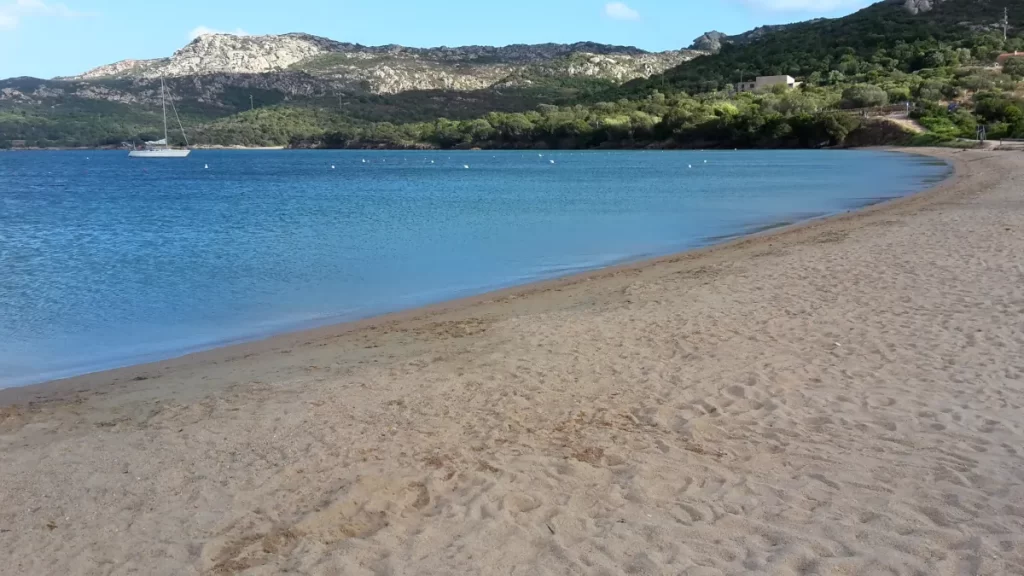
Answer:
[{"xmin": 129, "ymin": 78, "xmax": 190, "ymax": 158}]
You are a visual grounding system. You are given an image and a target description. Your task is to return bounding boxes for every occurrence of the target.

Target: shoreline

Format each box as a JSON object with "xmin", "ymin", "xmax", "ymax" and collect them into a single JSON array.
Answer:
[
  {"xmin": 0, "ymin": 147, "xmax": 956, "ymax": 404},
  {"xmin": 3, "ymin": 147, "xmax": 1022, "ymax": 575}
]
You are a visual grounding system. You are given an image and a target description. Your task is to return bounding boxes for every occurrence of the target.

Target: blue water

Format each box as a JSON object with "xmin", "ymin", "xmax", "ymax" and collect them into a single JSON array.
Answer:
[{"xmin": 0, "ymin": 150, "xmax": 949, "ymax": 387}]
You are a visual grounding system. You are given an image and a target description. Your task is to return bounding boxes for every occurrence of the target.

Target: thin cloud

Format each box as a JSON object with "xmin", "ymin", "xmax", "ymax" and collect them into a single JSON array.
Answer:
[
  {"xmin": 188, "ymin": 25, "xmax": 250, "ymax": 40},
  {"xmin": 738, "ymin": 0, "xmax": 869, "ymax": 11},
  {"xmin": 0, "ymin": 0, "xmax": 81, "ymax": 31},
  {"xmin": 604, "ymin": 2, "xmax": 641, "ymax": 21}
]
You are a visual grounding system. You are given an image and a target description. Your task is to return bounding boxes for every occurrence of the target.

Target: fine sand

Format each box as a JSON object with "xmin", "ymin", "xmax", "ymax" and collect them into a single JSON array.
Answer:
[{"xmin": 2, "ymin": 148, "xmax": 1023, "ymax": 575}]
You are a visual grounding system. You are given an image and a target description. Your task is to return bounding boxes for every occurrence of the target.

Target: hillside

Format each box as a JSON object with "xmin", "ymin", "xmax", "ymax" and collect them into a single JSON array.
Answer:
[
  {"xmin": 285, "ymin": 0, "xmax": 1024, "ymax": 150},
  {"xmin": 632, "ymin": 0, "xmax": 1021, "ymax": 94},
  {"xmin": 0, "ymin": 34, "xmax": 699, "ymax": 147},
  {"xmin": 5, "ymin": 0, "xmax": 1024, "ymax": 149}
]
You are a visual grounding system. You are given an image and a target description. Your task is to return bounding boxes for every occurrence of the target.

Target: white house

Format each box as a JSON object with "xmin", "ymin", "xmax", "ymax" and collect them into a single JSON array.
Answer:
[{"xmin": 736, "ymin": 75, "xmax": 801, "ymax": 93}]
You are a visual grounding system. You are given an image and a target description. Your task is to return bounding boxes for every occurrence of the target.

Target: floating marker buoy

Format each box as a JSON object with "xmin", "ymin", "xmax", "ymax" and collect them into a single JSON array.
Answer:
[
  {"xmin": 331, "ymin": 165, "xmax": 335, "ymax": 169},
  {"xmin": 362, "ymin": 159, "xmax": 366, "ymax": 163},
  {"xmin": 688, "ymin": 164, "xmax": 692, "ymax": 168},
  {"xmin": 550, "ymin": 160, "xmax": 555, "ymax": 164},
  {"xmin": 204, "ymin": 164, "xmax": 209, "ymax": 169},
  {"xmin": 704, "ymin": 160, "xmax": 707, "ymax": 163},
  {"xmin": 430, "ymin": 160, "xmax": 435, "ymax": 164},
  {"xmin": 464, "ymin": 164, "xmax": 470, "ymax": 169}
]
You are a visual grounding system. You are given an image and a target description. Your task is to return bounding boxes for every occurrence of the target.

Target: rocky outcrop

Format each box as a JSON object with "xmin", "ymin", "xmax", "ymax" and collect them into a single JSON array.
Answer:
[
  {"xmin": 690, "ymin": 31, "xmax": 729, "ymax": 53},
  {"xmin": 687, "ymin": 23, "xmax": 809, "ymax": 53},
  {"xmin": 161, "ymin": 34, "xmax": 336, "ymax": 77},
  {"xmin": 74, "ymin": 59, "xmax": 166, "ymax": 80},
  {"xmin": 73, "ymin": 34, "xmax": 340, "ymax": 79},
  {"xmin": 901, "ymin": 0, "xmax": 946, "ymax": 14},
  {"xmin": 0, "ymin": 88, "xmax": 29, "ymax": 102}
]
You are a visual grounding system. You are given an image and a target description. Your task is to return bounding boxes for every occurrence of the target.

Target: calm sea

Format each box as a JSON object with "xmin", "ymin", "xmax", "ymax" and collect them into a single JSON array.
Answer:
[{"xmin": 0, "ymin": 150, "xmax": 949, "ymax": 387}]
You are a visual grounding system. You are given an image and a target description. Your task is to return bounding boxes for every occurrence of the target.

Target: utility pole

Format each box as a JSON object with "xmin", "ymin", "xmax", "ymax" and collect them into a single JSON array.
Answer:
[{"xmin": 1004, "ymin": 7, "xmax": 1009, "ymax": 42}]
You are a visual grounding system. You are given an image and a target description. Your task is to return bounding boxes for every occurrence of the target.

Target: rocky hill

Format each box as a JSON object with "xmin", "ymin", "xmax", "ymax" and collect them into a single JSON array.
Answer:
[
  {"xmin": 0, "ymin": 33, "xmax": 701, "ymax": 147},
  {"xmin": 55, "ymin": 33, "xmax": 700, "ymax": 99}
]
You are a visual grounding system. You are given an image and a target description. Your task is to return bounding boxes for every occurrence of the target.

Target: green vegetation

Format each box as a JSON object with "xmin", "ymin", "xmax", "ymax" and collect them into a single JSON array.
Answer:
[
  {"xmin": 0, "ymin": 100, "xmax": 173, "ymax": 148},
  {"xmin": 627, "ymin": 0, "xmax": 1024, "ymax": 95},
  {"xmin": 299, "ymin": 89, "xmax": 862, "ymax": 149},
  {"xmin": 0, "ymin": 79, "xmax": 613, "ymax": 148},
  {"xmin": 841, "ymin": 84, "xmax": 889, "ymax": 108},
  {"xmin": 6, "ymin": 0, "xmax": 1024, "ymax": 149}
]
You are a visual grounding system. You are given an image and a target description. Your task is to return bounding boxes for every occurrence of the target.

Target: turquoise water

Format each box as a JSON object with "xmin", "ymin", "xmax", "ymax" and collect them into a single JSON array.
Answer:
[{"xmin": 0, "ymin": 150, "xmax": 949, "ymax": 387}]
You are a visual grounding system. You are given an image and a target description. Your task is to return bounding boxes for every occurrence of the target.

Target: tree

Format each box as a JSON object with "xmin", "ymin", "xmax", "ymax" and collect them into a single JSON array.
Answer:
[
  {"xmin": 1003, "ymin": 57, "xmax": 1024, "ymax": 80},
  {"xmin": 817, "ymin": 112, "xmax": 860, "ymax": 145},
  {"xmin": 1003, "ymin": 104, "xmax": 1024, "ymax": 125},
  {"xmin": 886, "ymin": 86, "xmax": 912, "ymax": 103},
  {"xmin": 923, "ymin": 50, "xmax": 947, "ymax": 69},
  {"xmin": 840, "ymin": 84, "xmax": 889, "ymax": 109},
  {"xmin": 467, "ymin": 119, "xmax": 495, "ymax": 141}
]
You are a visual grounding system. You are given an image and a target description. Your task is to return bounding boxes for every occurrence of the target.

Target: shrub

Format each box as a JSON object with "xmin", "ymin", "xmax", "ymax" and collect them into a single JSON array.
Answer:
[
  {"xmin": 918, "ymin": 115, "xmax": 961, "ymax": 137},
  {"xmin": 886, "ymin": 86, "xmax": 912, "ymax": 103},
  {"xmin": 1003, "ymin": 57, "xmax": 1024, "ymax": 80},
  {"xmin": 908, "ymin": 132, "xmax": 955, "ymax": 146},
  {"xmin": 841, "ymin": 84, "xmax": 889, "ymax": 109},
  {"xmin": 955, "ymin": 74, "xmax": 995, "ymax": 91}
]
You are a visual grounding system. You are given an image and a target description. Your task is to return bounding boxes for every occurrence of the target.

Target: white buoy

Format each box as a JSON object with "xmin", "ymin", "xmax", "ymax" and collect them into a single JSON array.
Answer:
[
  {"xmin": 204, "ymin": 164, "xmax": 209, "ymax": 169},
  {"xmin": 331, "ymin": 165, "xmax": 335, "ymax": 169},
  {"xmin": 550, "ymin": 160, "xmax": 555, "ymax": 164},
  {"xmin": 464, "ymin": 164, "xmax": 470, "ymax": 169},
  {"xmin": 688, "ymin": 164, "xmax": 692, "ymax": 168},
  {"xmin": 362, "ymin": 159, "xmax": 366, "ymax": 163},
  {"xmin": 704, "ymin": 160, "xmax": 707, "ymax": 163}
]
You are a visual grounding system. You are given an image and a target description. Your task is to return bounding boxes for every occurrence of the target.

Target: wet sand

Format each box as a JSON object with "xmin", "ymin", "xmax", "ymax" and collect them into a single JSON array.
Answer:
[{"xmin": 2, "ymin": 148, "xmax": 1022, "ymax": 575}]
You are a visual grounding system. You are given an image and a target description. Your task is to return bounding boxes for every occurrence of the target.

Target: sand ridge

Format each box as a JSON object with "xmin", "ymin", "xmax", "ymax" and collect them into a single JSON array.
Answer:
[{"xmin": 1, "ymin": 149, "xmax": 1023, "ymax": 575}]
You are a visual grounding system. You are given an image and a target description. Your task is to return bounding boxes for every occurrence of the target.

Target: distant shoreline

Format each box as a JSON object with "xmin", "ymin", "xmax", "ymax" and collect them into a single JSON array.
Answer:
[{"xmin": 4, "ymin": 145, "xmax": 288, "ymax": 152}]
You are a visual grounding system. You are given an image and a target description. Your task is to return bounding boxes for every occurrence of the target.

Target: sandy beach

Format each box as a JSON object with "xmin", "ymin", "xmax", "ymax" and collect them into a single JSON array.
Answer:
[{"xmin": 2, "ymin": 148, "xmax": 1022, "ymax": 575}]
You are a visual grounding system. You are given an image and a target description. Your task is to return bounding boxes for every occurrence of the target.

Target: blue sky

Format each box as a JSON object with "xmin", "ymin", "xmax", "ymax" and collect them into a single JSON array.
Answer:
[{"xmin": 0, "ymin": 0, "xmax": 875, "ymax": 79}]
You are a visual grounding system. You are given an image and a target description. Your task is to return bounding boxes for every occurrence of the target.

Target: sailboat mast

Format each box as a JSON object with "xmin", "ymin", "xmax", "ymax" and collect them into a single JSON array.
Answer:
[{"xmin": 161, "ymin": 78, "xmax": 168, "ymax": 144}]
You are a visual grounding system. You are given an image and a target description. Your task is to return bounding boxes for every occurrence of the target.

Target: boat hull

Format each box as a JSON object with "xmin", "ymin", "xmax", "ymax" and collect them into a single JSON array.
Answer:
[{"xmin": 128, "ymin": 149, "xmax": 191, "ymax": 158}]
